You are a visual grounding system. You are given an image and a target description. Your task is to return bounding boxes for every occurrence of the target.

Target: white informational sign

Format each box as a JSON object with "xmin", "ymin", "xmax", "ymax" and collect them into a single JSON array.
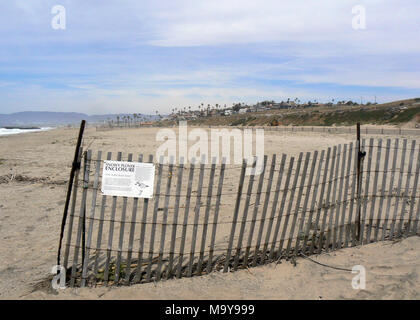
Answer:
[{"xmin": 101, "ymin": 160, "xmax": 155, "ymax": 198}]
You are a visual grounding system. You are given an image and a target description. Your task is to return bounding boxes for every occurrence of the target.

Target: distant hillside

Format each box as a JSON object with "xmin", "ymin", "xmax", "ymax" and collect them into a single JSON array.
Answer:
[
  {"xmin": 172, "ymin": 98, "xmax": 420, "ymax": 128},
  {"xmin": 0, "ymin": 111, "xmax": 158, "ymax": 126}
]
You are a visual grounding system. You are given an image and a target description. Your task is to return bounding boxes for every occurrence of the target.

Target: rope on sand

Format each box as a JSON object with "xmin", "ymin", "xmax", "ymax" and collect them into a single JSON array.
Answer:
[{"xmin": 299, "ymin": 252, "xmax": 353, "ymax": 272}]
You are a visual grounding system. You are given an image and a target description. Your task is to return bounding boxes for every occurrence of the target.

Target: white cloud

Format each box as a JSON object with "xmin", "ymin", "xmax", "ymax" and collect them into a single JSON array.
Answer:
[{"xmin": 0, "ymin": 0, "xmax": 419, "ymax": 113}]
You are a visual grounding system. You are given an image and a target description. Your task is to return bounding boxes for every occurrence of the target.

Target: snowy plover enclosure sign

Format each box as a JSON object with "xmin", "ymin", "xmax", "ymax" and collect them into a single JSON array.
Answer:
[{"xmin": 101, "ymin": 160, "xmax": 155, "ymax": 198}]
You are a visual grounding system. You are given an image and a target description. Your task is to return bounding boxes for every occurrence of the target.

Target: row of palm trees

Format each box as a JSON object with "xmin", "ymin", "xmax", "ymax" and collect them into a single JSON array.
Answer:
[
  {"xmin": 170, "ymin": 103, "xmax": 230, "ymax": 117},
  {"xmin": 105, "ymin": 97, "xmax": 370, "ymax": 127},
  {"xmin": 106, "ymin": 113, "xmax": 156, "ymax": 127}
]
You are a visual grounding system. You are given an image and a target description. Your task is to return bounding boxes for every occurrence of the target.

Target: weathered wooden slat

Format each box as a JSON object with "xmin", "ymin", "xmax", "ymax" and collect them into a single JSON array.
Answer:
[
  {"xmin": 277, "ymin": 154, "xmax": 302, "ymax": 257},
  {"xmin": 233, "ymin": 158, "xmax": 257, "ymax": 270},
  {"xmin": 124, "ymin": 154, "xmax": 143, "ymax": 284},
  {"xmin": 294, "ymin": 151, "xmax": 318, "ymax": 255},
  {"xmin": 165, "ymin": 157, "xmax": 184, "ymax": 279},
  {"xmin": 345, "ymin": 141, "xmax": 358, "ymax": 247},
  {"xmin": 206, "ymin": 158, "xmax": 226, "ymax": 274},
  {"xmin": 187, "ymin": 156, "xmax": 207, "ymax": 277},
  {"xmin": 382, "ymin": 139, "xmax": 399, "ymax": 241},
  {"xmin": 374, "ymin": 140, "xmax": 390, "ymax": 242},
  {"xmin": 114, "ymin": 153, "xmax": 133, "ymax": 283},
  {"xmin": 309, "ymin": 148, "xmax": 331, "ymax": 254},
  {"xmin": 407, "ymin": 147, "xmax": 420, "ymax": 234},
  {"xmin": 81, "ymin": 150, "xmax": 102, "ymax": 287},
  {"xmin": 332, "ymin": 144, "xmax": 347, "ymax": 250},
  {"xmin": 197, "ymin": 157, "xmax": 217, "ymax": 275},
  {"xmin": 145, "ymin": 157, "xmax": 164, "ymax": 282},
  {"xmin": 262, "ymin": 154, "xmax": 289, "ymax": 262},
  {"xmin": 70, "ymin": 150, "xmax": 92, "ymax": 287},
  {"xmin": 133, "ymin": 154, "xmax": 153, "ymax": 283},
  {"xmin": 243, "ymin": 155, "xmax": 268, "ymax": 266},
  {"xmin": 176, "ymin": 160, "xmax": 195, "ymax": 278},
  {"xmin": 265, "ymin": 154, "xmax": 290, "ymax": 260},
  {"xmin": 338, "ymin": 143, "xmax": 353, "ymax": 249},
  {"xmin": 325, "ymin": 144, "xmax": 341, "ymax": 251},
  {"xmin": 63, "ymin": 146, "xmax": 83, "ymax": 271},
  {"xmin": 223, "ymin": 159, "xmax": 247, "ymax": 272},
  {"xmin": 251, "ymin": 154, "xmax": 277, "ymax": 267},
  {"xmin": 397, "ymin": 140, "xmax": 416, "ymax": 236},
  {"xmin": 93, "ymin": 152, "xmax": 112, "ymax": 283},
  {"xmin": 103, "ymin": 152, "xmax": 122, "ymax": 285},
  {"xmin": 366, "ymin": 140, "xmax": 382, "ymax": 243},
  {"xmin": 284, "ymin": 152, "xmax": 310, "ymax": 257},
  {"xmin": 317, "ymin": 146, "xmax": 337, "ymax": 253},
  {"xmin": 413, "ymin": 170, "xmax": 420, "ymax": 235},
  {"xmin": 301, "ymin": 150, "xmax": 324, "ymax": 253},
  {"xmin": 155, "ymin": 157, "xmax": 174, "ymax": 281},
  {"xmin": 389, "ymin": 139, "xmax": 407, "ymax": 239}
]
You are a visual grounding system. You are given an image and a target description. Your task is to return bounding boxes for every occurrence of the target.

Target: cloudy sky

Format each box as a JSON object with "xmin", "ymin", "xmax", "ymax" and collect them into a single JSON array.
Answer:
[{"xmin": 0, "ymin": 0, "xmax": 419, "ymax": 114}]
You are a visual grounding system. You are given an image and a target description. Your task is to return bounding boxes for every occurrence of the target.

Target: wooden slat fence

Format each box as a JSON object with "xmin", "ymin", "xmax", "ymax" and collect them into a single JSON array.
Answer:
[{"xmin": 61, "ymin": 137, "xmax": 420, "ymax": 287}]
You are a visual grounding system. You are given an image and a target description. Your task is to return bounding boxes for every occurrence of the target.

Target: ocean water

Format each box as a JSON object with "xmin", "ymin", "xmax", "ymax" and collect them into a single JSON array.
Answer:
[{"xmin": 0, "ymin": 127, "xmax": 53, "ymax": 136}]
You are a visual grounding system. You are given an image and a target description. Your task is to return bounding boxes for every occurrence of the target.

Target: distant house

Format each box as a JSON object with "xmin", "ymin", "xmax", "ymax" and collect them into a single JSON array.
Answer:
[
  {"xmin": 272, "ymin": 103, "xmax": 290, "ymax": 109},
  {"xmin": 210, "ymin": 109, "xmax": 219, "ymax": 116}
]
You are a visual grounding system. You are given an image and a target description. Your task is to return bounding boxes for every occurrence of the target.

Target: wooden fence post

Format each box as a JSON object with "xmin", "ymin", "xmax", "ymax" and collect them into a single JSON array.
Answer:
[
  {"xmin": 58, "ymin": 120, "xmax": 85, "ymax": 268},
  {"xmin": 355, "ymin": 123, "xmax": 365, "ymax": 242}
]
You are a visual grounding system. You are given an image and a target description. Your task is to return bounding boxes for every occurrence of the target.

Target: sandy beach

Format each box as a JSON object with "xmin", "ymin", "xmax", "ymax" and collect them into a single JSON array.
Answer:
[{"xmin": 1, "ymin": 126, "xmax": 419, "ymax": 299}]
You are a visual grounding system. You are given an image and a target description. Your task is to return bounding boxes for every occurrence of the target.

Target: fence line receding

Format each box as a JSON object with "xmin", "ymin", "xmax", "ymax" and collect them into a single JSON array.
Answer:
[{"xmin": 61, "ymin": 137, "xmax": 420, "ymax": 287}]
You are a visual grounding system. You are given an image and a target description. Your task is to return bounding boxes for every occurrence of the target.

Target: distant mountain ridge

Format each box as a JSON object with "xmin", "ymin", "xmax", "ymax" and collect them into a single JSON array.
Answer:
[{"xmin": 0, "ymin": 111, "xmax": 158, "ymax": 126}]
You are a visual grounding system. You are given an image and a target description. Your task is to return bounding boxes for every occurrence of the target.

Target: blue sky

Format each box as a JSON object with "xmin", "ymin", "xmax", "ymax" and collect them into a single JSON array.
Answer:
[{"xmin": 0, "ymin": 0, "xmax": 419, "ymax": 114}]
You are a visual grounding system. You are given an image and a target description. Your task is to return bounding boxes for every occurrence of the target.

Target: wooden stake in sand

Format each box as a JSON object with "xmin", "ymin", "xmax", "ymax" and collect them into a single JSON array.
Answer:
[{"xmin": 58, "ymin": 120, "xmax": 85, "ymax": 269}]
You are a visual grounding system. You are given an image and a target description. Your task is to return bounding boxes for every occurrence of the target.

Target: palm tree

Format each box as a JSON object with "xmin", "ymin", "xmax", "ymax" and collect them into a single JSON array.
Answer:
[{"xmin": 133, "ymin": 113, "xmax": 137, "ymax": 127}]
